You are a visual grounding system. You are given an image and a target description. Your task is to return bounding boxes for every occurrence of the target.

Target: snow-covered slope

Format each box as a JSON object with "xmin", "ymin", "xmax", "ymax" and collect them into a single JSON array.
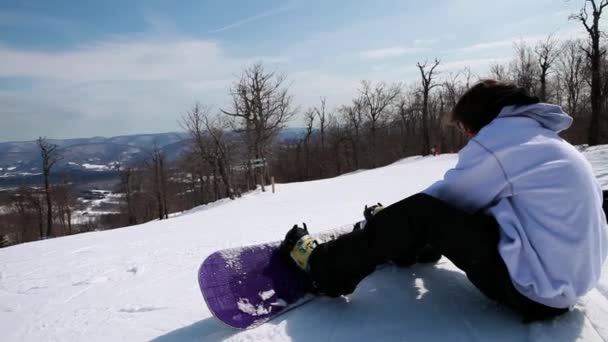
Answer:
[{"xmin": 1, "ymin": 148, "xmax": 607, "ymax": 342}]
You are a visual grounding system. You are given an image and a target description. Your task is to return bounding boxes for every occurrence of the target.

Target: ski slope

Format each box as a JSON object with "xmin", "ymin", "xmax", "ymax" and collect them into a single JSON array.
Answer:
[{"xmin": 1, "ymin": 146, "xmax": 608, "ymax": 342}]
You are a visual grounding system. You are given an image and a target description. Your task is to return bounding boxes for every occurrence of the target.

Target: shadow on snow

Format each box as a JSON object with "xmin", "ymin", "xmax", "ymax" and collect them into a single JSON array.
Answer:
[{"xmin": 153, "ymin": 264, "xmax": 587, "ymax": 342}]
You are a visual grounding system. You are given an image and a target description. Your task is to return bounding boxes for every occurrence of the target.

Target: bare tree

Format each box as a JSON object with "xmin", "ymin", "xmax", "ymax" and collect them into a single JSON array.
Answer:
[
  {"xmin": 36, "ymin": 137, "xmax": 62, "ymax": 238},
  {"xmin": 462, "ymin": 67, "xmax": 474, "ymax": 88},
  {"xmin": 326, "ymin": 115, "xmax": 350, "ymax": 175},
  {"xmin": 119, "ymin": 166, "xmax": 138, "ymax": 225},
  {"xmin": 489, "ymin": 62, "xmax": 510, "ymax": 81},
  {"xmin": 150, "ymin": 143, "xmax": 168, "ymax": 220},
  {"xmin": 416, "ymin": 59, "xmax": 441, "ymax": 155},
  {"xmin": 511, "ymin": 41, "xmax": 538, "ymax": 95},
  {"xmin": 182, "ymin": 103, "xmax": 236, "ymax": 200},
  {"xmin": 180, "ymin": 103, "xmax": 211, "ymax": 204},
  {"xmin": 570, "ymin": 0, "xmax": 608, "ymax": 145},
  {"xmin": 11, "ymin": 187, "xmax": 44, "ymax": 241},
  {"xmin": 302, "ymin": 108, "xmax": 316, "ymax": 179},
  {"xmin": 313, "ymin": 97, "xmax": 329, "ymax": 177},
  {"xmin": 202, "ymin": 113, "xmax": 236, "ymax": 200},
  {"xmin": 221, "ymin": 63, "xmax": 297, "ymax": 191},
  {"xmin": 53, "ymin": 178, "xmax": 75, "ymax": 235},
  {"xmin": 557, "ymin": 39, "xmax": 587, "ymax": 116},
  {"xmin": 443, "ymin": 72, "xmax": 467, "ymax": 150},
  {"xmin": 395, "ymin": 95, "xmax": 414, "ymax": 155},
  {"xmin": 359, "ymin": 80, "xmax": 401, "ymax": 167},
  {"xmin": 534, "ymin": 35, "xmax": 560, "ymax": 102},
  {"xmin": 340, "ymin": 98, "xmax": 365, "ymax": 169}
]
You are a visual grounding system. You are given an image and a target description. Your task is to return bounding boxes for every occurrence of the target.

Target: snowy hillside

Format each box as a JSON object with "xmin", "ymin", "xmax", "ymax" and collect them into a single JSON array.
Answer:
[{"xmin": 1, "ymin": 147, "xmax": 608, "ymax": 342}]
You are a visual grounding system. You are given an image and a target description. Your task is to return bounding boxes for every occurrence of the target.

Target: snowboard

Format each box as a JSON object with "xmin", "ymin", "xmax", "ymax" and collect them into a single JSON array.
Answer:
[{"xmin": 198, "ymin": 225, "xmax": 353, "ymax": 329}]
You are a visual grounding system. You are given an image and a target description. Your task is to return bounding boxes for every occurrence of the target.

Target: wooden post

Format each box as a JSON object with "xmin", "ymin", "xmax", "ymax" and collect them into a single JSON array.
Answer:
[
  {"xmin": 271, "ymin": 176, "xmax": 275, "ymax": 193},
  {"xmin": 259, "ymin": 171, "xmax": 265, "ymax": 192}
]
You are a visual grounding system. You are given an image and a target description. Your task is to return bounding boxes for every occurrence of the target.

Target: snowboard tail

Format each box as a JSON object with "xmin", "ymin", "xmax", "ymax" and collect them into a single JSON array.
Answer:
[{"xmin": 198, "ymin": 226, "xmax": 352, "ymax": 329}]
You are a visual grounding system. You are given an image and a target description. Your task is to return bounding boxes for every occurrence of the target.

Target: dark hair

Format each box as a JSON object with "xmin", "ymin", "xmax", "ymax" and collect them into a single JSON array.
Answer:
[{"xmin": 451, "ymin": 80, "xmax": 539, "ymax": 132}]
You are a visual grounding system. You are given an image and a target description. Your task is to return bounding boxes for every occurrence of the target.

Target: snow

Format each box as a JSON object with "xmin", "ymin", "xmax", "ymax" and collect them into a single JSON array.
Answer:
[
  {"xmin": 237, "ymin": 298, "xmax": 272, "ymax": 316},
  {"xmin": 81, "ymin": 163, "xmax": 111, "ymax": 171},
  {"xmin": 17, "ymin": 172, "xmax": 42, "ymax": 176},
  {"xmin": 259, "ymin": 289, "xmax": 276, "ymax": 301},
  {"xmin": 1, "ymin": 148, "xmax": 608, "ymax": 341},
  {"xmin": 71, "ymin": 192, "xmax": 122, "ymax": 224}
]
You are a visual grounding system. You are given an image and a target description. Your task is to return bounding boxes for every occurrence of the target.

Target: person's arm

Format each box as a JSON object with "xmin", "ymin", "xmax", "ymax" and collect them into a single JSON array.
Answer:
[{"xmin": 424, "ymin": 139, "xmax": 511, "ymax": 213}]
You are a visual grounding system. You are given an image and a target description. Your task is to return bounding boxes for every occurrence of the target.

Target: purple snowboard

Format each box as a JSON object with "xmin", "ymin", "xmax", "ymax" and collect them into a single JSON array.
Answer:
[{"xmin": 198, "ymin": 226, "xmax": 351, "ymax": 329}]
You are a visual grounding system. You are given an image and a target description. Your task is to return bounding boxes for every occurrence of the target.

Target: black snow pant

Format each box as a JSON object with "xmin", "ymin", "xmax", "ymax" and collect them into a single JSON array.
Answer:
[{"xmin": 308, "ymin": 193, "xmax": 574, "ymax": 322}]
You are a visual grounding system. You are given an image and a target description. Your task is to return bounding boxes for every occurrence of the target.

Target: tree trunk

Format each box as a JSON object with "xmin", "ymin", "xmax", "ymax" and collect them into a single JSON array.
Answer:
[
  {"xmin": 583, "ymin": 2, "xmax": 607, "ymax": 145},
  {"xmin": 37, "ymin": 205, "xmax": 44, "ymax": 239},
  {"xmin": 212, "ymin": 167, "xmax": 220, "ymax": 201},
  {"xmin": 154, "ymin": 161, "xmax": 163, "ymax": 221},
  {"xmin": 160, "ymin": 158, "xmax": 169, "ymax": 219},
  {"xmin": 217, "ymin": 159, "xmax": 234, "ymax": 200},
  {"xmin": 370, "ymin": 122, "xmax": 377, "ymax": 168},
  {"xmin": 67, "ymin": 210, "xmax": 72, "ymax": 235},
  {"xmin": 589, "ymin": 35, "xmax": 603, "ymax": 145},
  {"xmin": 539, "ymin": 68, "xmax": 548, "ymax": 102},
  {"xmin": 421, "ymin": 90, "xmax": 430, "ymax": 155},
  {"xmin": 44, "ymin": 174, "xmax": 53, "ymax": 237}
]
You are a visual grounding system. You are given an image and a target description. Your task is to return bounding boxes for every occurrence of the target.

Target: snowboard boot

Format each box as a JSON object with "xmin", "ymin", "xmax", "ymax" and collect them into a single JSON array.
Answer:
[
  {"xmin": 280, "ymin": 223, "xmax": 318, "ymax": 272},
  {"xmin": 281, "ymin": 223, "xmax": 379, "ymax": 297}
]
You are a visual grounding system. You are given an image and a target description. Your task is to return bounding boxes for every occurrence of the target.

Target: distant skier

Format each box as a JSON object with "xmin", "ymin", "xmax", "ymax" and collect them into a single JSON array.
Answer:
[{"xmin": 281, "ymin": 80, "xmax": 608, "ymax": 322}]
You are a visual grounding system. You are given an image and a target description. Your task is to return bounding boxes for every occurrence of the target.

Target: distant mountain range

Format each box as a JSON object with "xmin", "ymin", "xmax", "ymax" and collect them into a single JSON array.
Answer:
[{"xmin": 0, "ymin": 129, "xmax": 306, "ymax": 179}]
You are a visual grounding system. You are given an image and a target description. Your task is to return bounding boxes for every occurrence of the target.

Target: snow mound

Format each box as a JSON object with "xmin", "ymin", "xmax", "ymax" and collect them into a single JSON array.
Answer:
[{"xmin": 1, "ymin": 148, "xmax": 608, "ymax": 341}]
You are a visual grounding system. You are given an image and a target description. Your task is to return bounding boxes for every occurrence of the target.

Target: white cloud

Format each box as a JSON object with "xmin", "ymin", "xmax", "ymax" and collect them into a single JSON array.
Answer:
[
  {"xmin": 413, "ymin": 38, "xmax": 440, "ymax": 45},
  {"xmin": 440, "ymin": 58, "xmax": 509, "ymax": 74},
  {"xmin": 456, "ymin": 29, "xmax": 585, "ymax": 54},
  {"xmin": 290, "ymin": 71, "xmax": 359, "ymax": 110},
  {"xmin": 0, "ymin": 0, "xmax": 592, "ymax": 140},
  {"xmin": 0, "ymin": 39, "xmax": 239, "ymax": 82},
  {"xmin": 208, "ymin": 4, "xmax": 294, "ymax": 33},
  {"xmin": 360, "ymin": 46, "xmax": 424, "ymax": 60},
  {"xmin": 0, "ymin": 35, "xmax": 291, "ymax": 140}
]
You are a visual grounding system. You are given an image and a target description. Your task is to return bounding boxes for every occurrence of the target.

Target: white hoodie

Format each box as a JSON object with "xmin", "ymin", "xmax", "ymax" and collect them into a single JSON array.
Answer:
[{"xmin": 424, "ymin": 103, "xmax": 607, "ymax": 308}]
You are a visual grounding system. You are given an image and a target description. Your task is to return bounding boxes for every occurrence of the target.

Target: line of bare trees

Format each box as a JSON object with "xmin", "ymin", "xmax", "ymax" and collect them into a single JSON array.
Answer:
[
  {"xmin": 0, "ymin": 137, "xmax": 78, "ymax": 246},
  {"xmin": 104, "ymin": 64, "xmax": 292, "ymax": 228}
]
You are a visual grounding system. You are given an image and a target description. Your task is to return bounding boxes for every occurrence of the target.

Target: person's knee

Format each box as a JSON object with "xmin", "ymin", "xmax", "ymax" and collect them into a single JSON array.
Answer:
[
  {"xmin": 362, "ymin": 194, "xmax": 435, "ymax": 259},
  {"xmin": 368, "ymin": 193, "xmax": 441, "ymax": 228},
  {"xmin": 407, "ymin": 193, "xmax": 445, "ymax": 209}
]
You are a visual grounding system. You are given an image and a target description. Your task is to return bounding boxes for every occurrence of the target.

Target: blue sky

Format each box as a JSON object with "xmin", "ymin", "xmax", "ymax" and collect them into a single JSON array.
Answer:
[{"xmin": 0, "ymin": 0, "xmax": 591, "ymax": 141}]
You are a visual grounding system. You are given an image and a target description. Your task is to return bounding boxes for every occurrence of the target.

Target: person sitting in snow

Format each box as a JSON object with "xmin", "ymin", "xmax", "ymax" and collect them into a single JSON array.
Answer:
[{"xmin": 281, "ymin": 79, "xmax": 608, "ymax": 322}]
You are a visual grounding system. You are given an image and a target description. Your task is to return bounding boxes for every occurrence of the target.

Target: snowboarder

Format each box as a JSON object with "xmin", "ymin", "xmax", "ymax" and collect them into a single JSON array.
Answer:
[{"xmin": 281, "ymin": 80, "xmax": 608, "ymax": 323}]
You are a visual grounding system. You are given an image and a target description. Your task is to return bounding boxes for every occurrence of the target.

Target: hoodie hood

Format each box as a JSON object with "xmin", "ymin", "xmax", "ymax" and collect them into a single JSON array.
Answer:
[{"xmin": 497, "ymin": 103, "xmax": 573, "ymax": 133}]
